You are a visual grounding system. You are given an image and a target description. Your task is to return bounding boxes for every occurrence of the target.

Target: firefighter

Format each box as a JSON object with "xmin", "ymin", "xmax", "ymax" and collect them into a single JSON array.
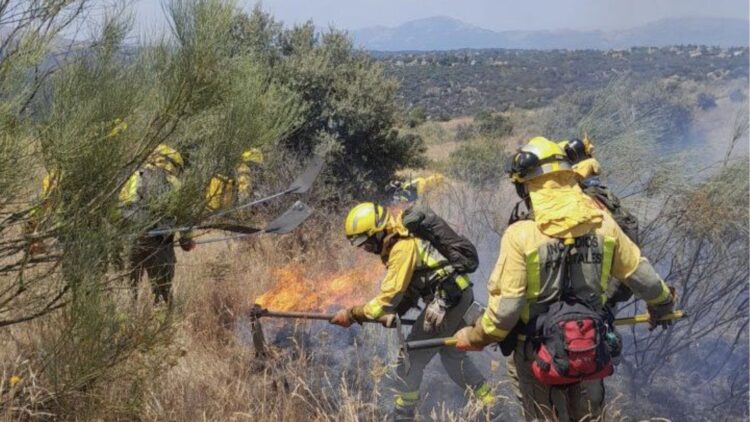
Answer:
[
  {"xmin": 330, "ymin": 202, "xmax": 495, "ymax": 421},
  {"xmin": 454, "ymin": 137, "xmax": 676, "ymax": 421},
  {"xmin": 386, "ymin": 173, "xmax": 445, "ymax": 204},
  {"xmin": 559, "ymin": 135, "xmax": 640, "ymax": 307},
  {"xmin": 25, "ymin": 169, "xmax": 61, "ymax": 256},
  {"xmin": 205, "ymin": 148, "xmax": 264, "ymax": 212},
  {"xmin": 119, "ymin": 144, "xmax": 195, "ymax": 304}
]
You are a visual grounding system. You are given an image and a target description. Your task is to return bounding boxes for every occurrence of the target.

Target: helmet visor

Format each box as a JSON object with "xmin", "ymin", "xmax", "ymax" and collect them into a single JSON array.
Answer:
[{"xmin": 348, "ymin": 234, "xmax": 369, "ymax": 247}]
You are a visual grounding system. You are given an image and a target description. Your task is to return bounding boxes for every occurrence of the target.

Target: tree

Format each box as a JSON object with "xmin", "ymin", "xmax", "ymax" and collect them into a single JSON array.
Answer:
[
  {"xmin": 230, "ymin": 7, "xmax": 426, "ymax": 199},
  {"xmin": 0, "ymin": 1, "xmax": 300, "ymax": 415}
]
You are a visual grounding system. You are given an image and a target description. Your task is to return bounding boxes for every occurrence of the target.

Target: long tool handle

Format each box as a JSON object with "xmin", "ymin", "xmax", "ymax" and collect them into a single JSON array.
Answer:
[
  {"xmin": 406, "ymin": 338, "xmax": 458, "ymax": 350},
  {"xmin": 405, "ymin": 311, "xmax": 687, "ymax": 351},
  {"xmin": 260, "ymin": 310, "xmax": 417, "ymax": 325},
  {"xmin": 264, "ymin": 310, "xmax": 334, "ymax": 320},
  {"xmin": 613, "ymin": 310, "xmax": 685, "ymax": 326}
]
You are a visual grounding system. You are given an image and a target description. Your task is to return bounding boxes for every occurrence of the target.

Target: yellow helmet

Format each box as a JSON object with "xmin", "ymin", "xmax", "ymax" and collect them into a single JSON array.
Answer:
[
  {"xmin": 149, "ymin": 144, "xmax": 184, "ymax": 174},
  {"xmin": 344, "ymin": 202, "xmax": 390, "ymax": 246},
  {"xmin": 241, "ymin": 148, "xmax": 264, "ymax": 164},
  {"xmin": 507, "ymin": 136, "xmax": 572, "ymax": 183}
]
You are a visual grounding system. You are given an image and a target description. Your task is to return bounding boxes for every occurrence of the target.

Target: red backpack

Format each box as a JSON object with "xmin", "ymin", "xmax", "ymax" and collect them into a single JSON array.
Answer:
[
  {"xmin": 528, "ymin": 240, "xmax": 617, "ymax": 385},
  {"xmin": 531, "ymin": 301, "xmax": 614, "ymax": 385}
]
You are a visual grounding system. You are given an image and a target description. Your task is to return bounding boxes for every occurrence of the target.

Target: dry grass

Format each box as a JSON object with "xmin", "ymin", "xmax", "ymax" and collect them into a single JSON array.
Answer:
[
  {"xmin": 1, "ymin": 168, "xmax": 702, "ymax": 421},
  {"xmin": 0, "ymin": 191, "xmax": 659, "ymax": 422}
]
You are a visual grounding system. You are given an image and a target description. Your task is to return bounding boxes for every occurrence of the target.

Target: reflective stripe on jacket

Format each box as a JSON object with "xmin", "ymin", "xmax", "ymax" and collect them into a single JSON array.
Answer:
[
  {"xmin": 480, "ymin": 212, "xmax": 643, "ymax": 340},
  {"xmin": 363, "ymin": 237, "xmax": 469, "ymax": 319}
]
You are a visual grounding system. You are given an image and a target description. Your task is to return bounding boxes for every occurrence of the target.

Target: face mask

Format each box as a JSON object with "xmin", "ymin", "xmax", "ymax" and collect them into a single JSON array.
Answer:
[{"xmin": 360, "ymin": 232, "xmax": 384, "ymax": 255}]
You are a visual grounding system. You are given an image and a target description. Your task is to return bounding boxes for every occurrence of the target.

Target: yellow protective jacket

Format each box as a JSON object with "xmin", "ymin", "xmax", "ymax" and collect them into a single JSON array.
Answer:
[
  {"xmin": 26, "ymin": 170, "xmax": 61, "ymax": 234},
  {"xmin": 118, "ymin": 148, "xmax": 192, "ymax": 240},
  {"xmin": 205, "ymin": 163, "xmax": 253, "ymax": 211},
  {"xmin": 408, "ymin": 173, "xmax": 444, "ymax": 197},
  {"xmin": 466, "ymin": 176, "xmax": 671, "ymax": 345},
  {"xmin": 393, "ymin": 174, "xmax": 446, "ymax": 203},
  {"xmin": 119, "ymin": 164, "xmax": 180, "ymax": 207},
  {"xmin": 359, "ymin": 215, "xmax": 470, "ymax": 320},
  {"xmin": 573, "ymin": 158, "xmax": 602, "ymax": 180}
]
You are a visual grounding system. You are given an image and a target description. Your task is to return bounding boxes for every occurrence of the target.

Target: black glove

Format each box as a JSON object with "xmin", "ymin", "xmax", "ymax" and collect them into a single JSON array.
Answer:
[{"xmin": 647, "ymin": 286, "xmax": 676, "ymax": 331}]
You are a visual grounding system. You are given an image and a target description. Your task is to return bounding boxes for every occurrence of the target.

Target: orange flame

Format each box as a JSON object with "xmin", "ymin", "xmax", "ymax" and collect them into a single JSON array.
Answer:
[{"xmin": 255, "ymin": 258, "xmax": 383, "ymax": 312}]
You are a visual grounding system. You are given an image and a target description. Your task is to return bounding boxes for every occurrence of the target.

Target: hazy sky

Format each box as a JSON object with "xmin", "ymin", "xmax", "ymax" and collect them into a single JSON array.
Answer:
[{"xmin": 128, "ymin": 0, "xmax": 749, "ymax": 36}]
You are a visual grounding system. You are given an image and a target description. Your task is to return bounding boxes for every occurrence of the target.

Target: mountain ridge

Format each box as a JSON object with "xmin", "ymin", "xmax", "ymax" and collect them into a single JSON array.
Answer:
[{"xmin": 351, "ymin": 16, "xmax": 750, "ymax": 51}]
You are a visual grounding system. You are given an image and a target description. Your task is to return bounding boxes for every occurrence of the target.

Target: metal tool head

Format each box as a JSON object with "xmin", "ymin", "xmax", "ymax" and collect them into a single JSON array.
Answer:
[
  {"xmin": 288, "ymin": 155, "xmax": 325, "ymax": 194},
  {"xmin": 462, "ymin": 300, "xmax": 486, "ymax": 327},
  {"xmin": 396, "ymin": 316, "xmax": 410, "ymax": 373},
  {"xmin": 263, "ymin": 201, "xmax": 313, "ymax": 234},
  {"xmin": 249, "ymin": 304, "xmax": 268, "ymax": 320},
  {"xmin": 249, "ymin": 306, "xmax": 268, "ymax": 358}
]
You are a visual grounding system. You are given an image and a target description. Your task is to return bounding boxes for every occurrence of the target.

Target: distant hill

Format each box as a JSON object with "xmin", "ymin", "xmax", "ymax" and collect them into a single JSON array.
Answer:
[{"xmin": 351, "ymin": 16, "xmax": 750, "ymax": 51}]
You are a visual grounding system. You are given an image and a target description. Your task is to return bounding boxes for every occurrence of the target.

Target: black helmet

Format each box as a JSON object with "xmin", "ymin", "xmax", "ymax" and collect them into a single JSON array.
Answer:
[{"xmin": 563, "ymin": 138, "xmax": 590, "ymax": 164}]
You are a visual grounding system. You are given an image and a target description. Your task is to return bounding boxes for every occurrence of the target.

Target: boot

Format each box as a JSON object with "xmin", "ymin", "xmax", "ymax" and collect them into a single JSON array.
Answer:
[{"xmin": 392, "ymin": 404, "xmax": 416, "ymax": 422}]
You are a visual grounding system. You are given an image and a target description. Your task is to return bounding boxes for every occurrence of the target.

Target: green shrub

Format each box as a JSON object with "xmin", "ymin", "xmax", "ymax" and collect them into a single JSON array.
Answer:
[
  {"xmin": 475, "ymin": 110, "xmax": 513, "ymax": 138},
  {"xmin": 405, "ymin": 106, "xmax": 427, "ymax": 128},
  {"xmin": 447, "ymin": 137, "xmax": 508, "ymax": 187},
  {"xmin": 454, "ymin": 122, "xmax": 476, "ymax": 142}
]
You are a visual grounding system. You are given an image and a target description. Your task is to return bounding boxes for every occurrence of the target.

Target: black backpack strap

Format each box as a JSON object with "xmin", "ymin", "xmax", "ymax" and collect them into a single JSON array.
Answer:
[
  {"xmin": 559, "ymin": 238, "xmax": 576, "ymax": 300},
  {"xmin": 508, "ymin": 200, "xmax": 533, "ymax": 225}
]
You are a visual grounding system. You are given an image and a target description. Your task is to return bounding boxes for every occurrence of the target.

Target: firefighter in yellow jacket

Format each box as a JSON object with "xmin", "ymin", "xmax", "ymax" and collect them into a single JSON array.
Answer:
[
  {"xmin": 387, "ymin": 173, "xmax": 445, "ymax": 204},
  {"xmin": 560, "ymin": 134, "xmax": 601, "ymax": 183},
  {"xmin": 330, "ymin": 202, "xmax": 494, "ymax": 421},
  {"xmin": 559, "ymin": 135, "xmax": 640, "ymax": 306},
  {"xmin": 25, "ymin": 169, "xmax": 61, "ymax": 255},
  {"xmin": 120, "ymin": 144, "xmax": 194, "ymax": 304},
  {"xmin": 205, "ymin": 148, "xmax": 264, "ymax": 212},
  {"xmin": 454, "ymin": 137, "xmax": 676, "ymax": 421}
]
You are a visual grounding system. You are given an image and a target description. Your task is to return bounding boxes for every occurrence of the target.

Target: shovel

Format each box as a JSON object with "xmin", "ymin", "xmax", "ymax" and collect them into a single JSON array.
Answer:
[
  {"xmin": 193, "ymin": 201, "xmax": 313, "ymax": 244},
  {"xmin": 149, "ymin": 155, "xmax": 324, "ymax": 236}
]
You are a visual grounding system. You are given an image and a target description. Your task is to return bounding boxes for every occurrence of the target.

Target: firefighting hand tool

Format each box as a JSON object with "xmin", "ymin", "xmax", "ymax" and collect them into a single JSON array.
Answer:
[
  {"xmin": 149, "ymin": 155, "xmax": 324, "ymax": 236},
  {"xmin": 192, "ymin": 201, "xmax": 312, "ymax": 245},
  {"xmin": 405, "ymin": 311, "xmax": 687, "ymax": 351}
]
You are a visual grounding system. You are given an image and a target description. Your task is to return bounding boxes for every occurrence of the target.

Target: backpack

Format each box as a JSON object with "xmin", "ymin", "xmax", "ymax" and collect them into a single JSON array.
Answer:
[
  {"xmin": 582, "ymin": 182, "xmax": 639, "ymax": 306},
  {"xmin": 582, "ymin": 183, "xmax": 639, "ymax": 245},
  {"xmin": 531, "ymin": 301, "xmax": 615, "ymax": 385},
  {"xmin": 401, "ymin": 204, "xmax": 479, "ymax": 274},
  {"xmin": 529, "ymin": 241, "xmax": 618, "ymax": 385}
]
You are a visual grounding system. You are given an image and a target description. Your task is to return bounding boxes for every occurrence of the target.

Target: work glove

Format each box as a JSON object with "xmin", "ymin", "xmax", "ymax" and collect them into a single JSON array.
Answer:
[
  {"xmin": 423, "ymin": 297, "xmax": 448, "ymax": 333},
  {"xmin": 330, "ymin": 309, "xmax": 353, "ymax": 327},
  {"xmin": 330, "ymin": 306, "xmax": 368, "ymax": 327},
  {"xmin": 379, "ymin": 313, "xmax": 397, "ymax": 328},
  {"xmin": 456, "ymin": 316, "xmax": 506, "ymax": 352},
  {"xmin": 647, "ymin": 286, "xmax": 676, "ymax": 331},
  {"xmin": 455, "ymin": 326, "xmax": 485, "ymax": 352},
  {"xmin": 179, "ymin": 237, "xmax": 196, "ymax": 252}
]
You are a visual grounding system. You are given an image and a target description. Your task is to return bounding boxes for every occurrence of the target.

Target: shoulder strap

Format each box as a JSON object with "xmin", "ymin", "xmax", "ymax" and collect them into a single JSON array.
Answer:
[
  {"xmin": 508, "ymin": 200, "xmax": 533, "ymax": 225},
  {"xmin": 559, "ymin": 238, "xmax": 576, "ymax": 300}
]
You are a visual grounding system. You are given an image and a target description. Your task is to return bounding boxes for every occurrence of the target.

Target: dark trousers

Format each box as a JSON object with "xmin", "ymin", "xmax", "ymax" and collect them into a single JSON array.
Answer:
[{"xmin": 129, "ymin": 235, "xmax": 176, "ymax": 304}]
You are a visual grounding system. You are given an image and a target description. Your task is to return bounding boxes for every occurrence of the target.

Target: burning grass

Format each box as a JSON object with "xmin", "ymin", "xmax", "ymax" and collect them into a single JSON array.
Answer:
[{"xmin": 255, "ymin": 258, "xmax": 383, "ymax": 312}]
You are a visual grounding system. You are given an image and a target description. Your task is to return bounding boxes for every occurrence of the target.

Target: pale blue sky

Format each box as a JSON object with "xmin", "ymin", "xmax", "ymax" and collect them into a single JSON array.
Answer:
[{"xmin": 126, "ymin": 0, "xmax": 748, "ymax": 36}]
